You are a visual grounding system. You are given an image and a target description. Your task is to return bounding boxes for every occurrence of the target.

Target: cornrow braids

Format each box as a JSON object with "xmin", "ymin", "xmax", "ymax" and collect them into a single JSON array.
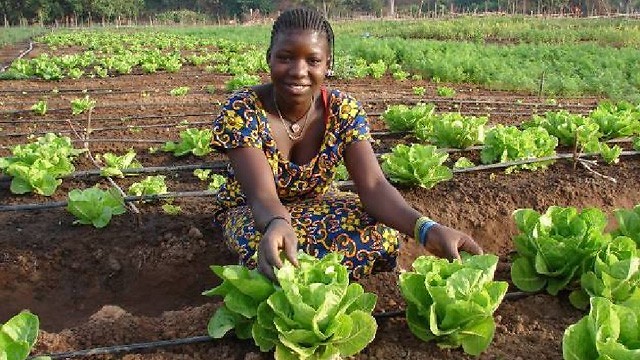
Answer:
[{"xmin": 268, "ymin": 7, "xmax": 335, "ymax": 75}]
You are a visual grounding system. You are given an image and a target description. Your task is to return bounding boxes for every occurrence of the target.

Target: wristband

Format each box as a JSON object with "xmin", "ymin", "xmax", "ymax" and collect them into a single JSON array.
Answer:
[
  {"xmin": 414, "ymin": 216, "xmax": 438, "ymax": 246},
  {"xmin": 263, "ymin": 216, "xmax": 288, "ymax": 232}
]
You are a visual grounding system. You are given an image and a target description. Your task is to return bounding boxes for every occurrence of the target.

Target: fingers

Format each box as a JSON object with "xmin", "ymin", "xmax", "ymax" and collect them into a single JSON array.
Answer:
[
  {"xmin": 283, "ymin": 234, "xmax": 299, "ymax": 267},
  {"xmin": 460, "ymin": 235, "xmax": 484, "ymax": 256}
]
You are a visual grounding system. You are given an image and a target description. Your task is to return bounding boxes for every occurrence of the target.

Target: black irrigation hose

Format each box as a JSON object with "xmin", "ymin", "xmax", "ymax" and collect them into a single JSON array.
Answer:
[
  {"xmin": 0, "ymin": 190, "xmax": 217, "ymax": 212},
  {"xmin": 2, "ymin": 120, "xmax": 212, "ymax": 137},
  {"xmin": 0, "ymin": 112, "xmax": 218, "ymax": 124},
  {"xmin": 27, "ymin": 291, "xmax": 534, "ymax": 359},
  {"xmin": 3, "ymin": 151, "xmax": 639, "ymax": 212},
  {"xmin": 0, "ymin": 99, "xmax": 215, "ymax": 115},
  {"xmin": 0, "ymin": 41, "xmax": 34, "ymax": 72}
]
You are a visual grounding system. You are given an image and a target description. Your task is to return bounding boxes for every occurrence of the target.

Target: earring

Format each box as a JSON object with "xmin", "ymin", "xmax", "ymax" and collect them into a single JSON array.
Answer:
[{"xmin": 325, "ymin": 69, "xmax": 334, "ymax": 78}]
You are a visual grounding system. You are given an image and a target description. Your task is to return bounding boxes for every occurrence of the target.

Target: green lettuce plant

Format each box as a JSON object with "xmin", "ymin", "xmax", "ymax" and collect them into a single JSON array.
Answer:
[
  {"xmin": 481, "ymin": 125, "xmax": 558, "ymax": 173},
  {"xmin": 382, "ymin": 103, "xmax": 435, "ymax": 132},
  {"xmin": 161, "ymin": 128, "xmax": 213, "ymax": 156},
  {"xmin": 633, "ymin": 137, "xmax": 640, "ymax": 151},
  {"xmin": 169, "ymin": 86, "xmax": 189, "ymax": 96},
  {"xmin": 0, "ymin": 133, "xmax": 85, "ymax": 195},
  {"xmin": 381, "ymin": 143, "xmax": 453, "ymax": 188},
  {"xmin": 563, "ymin": 297, "xmax": 640, "ymax": 360},
  {"xmin": 569, "ymin": 236, "xmax": 640, "ymax": 310},
  {"xmin": 203, "ymin": 264, "xmax": 276, "ymax": 340},
  {"xmin": 613, "ymin": 205, "xmax": 640, "ymax": 246},
  {"xmin": 399, "ymin": 254, "xmax": 508, "ymax": 356},
  {"xmin": 453, "ymin": 157, "xmax": 475, "ymax": 169},
  {"xmin": 99, "ymin": 150, "xmax": 141, "ymax": 177},
  {"xmin": 526, "ymin": 110, "xmax": 600, "ymax": 147},
  {"xmin": 67, "ymin": 187, "xmax": 126, "ymax": 228},
  {"xmin": 208, "ymin": 174, "xmax": 226, "ymax": 191},
  {"xmin": 128, "ymin": 175, "xmax": 168, "ymax": 197},
  {"xmin": 588, "ymin": 101, "xmax": 640, "ymax": 140},
  {"xmin": 224, "ymin": 74, "xmax": 261, "ymax": 92},
  {"xmin": 70, "ymin": 95, "xmax": 96, "ymax": 115},
  {"xmin": 1, "ymin": 311, "xmax": 50, "ymax": 360},
  {"xmin": 416, "ymin": 112, "xmax": 486, "ymax": 149},
  {"xmin": 252, "ymin": 252, "xmax": 378, "ymax": 360},
  {"xmin": 510, "ymin": 206, "xmax": 610, "ymax": 296},
  {"xmin": 30, "ymin": 100, "xmax": 47, "ymax": 116}
]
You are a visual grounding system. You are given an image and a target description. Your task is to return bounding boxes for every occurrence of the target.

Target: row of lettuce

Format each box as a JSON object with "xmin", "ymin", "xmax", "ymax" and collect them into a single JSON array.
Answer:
[
  {"xmin": 3, "ymin": 27, "xmax": 640, "ymax": 101},
  {"xmin": 2, "ymin": 99, "xmax": 640, "ymax": 226},
  {"xmin": 4, "ymin": 202, "xmax": 638, "ymax": 359}
]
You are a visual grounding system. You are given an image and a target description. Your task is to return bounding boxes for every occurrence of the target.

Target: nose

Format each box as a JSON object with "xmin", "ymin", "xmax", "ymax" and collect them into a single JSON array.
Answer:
[{"xmin": 289, "ymin": 59, "xmax": 307, "ymax": 77}]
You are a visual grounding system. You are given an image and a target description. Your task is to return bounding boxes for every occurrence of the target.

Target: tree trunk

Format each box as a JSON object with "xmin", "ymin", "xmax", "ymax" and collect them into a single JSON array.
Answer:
[{"xmin": 389, "ymin": 0, "xmax": 395, "ymax": 16}]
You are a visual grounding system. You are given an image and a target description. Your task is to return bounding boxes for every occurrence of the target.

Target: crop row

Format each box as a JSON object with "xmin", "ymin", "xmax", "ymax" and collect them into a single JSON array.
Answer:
[
  {"xmin": 3, "ymin": 26, "xmax": 640, "ymax": 100},
  {"xmin": 4, "ymin": 201, "xmax": 639, "ymax": 359}
]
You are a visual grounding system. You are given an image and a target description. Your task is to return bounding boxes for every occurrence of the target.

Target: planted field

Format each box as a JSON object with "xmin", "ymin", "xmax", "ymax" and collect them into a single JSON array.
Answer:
[{"xmin": 1, "ymin": 19, "xmax": 640, "ymax": 360}]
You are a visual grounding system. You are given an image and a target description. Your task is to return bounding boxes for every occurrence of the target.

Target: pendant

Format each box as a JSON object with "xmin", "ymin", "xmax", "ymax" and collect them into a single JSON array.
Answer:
[{"xmin": 291, "ymin": 123, "xmax": 301, "ymax": 133}]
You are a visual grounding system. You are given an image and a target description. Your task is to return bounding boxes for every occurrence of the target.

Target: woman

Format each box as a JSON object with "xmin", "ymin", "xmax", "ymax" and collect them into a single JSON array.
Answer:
[{"xmin": 211, "ymin": 7, "xmax": 482, "ymax": 280}]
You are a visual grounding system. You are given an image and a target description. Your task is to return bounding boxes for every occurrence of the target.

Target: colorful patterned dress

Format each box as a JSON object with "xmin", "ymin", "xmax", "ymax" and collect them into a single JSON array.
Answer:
[{"xmin": 211, "ymin": 88, "xmax": 399, "ymax": 279}]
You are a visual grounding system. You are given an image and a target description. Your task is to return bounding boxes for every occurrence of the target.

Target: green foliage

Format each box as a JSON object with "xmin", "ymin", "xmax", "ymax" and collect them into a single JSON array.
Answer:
[
  {"xmin": 0, "ymin": 311, "xmax": 48, "ymax": 360},
  {"xmin": 333, "ymin": 162, "xmax": 349, "ymax": 181},
  {"xmin": 203, "ymin": 264, "xmax": 276, "ymax": 340},
  {"xmin": 510, "ymin": 206, "xmax": 610, "ymax": 296},
  {"xmin": 598, "ymin": 142, "xmax": 623, "ymax": 164},
  {"xmin": 193, "ymin": 169, "xmax": 212, "ymax": 181},
  {"xmin": 368, "ymin": 60, "xmax": 387, "ymax": 79},
  {"xmin": 128, "ymin": 175, "xmax": 168, "ymax": 197},
  {"xmin": 399, "ymin": 254, "xmax": 508, "ymax": 356},
  {"xmin": 161, "ymin": 204, "xmax": 182, "ymax": 215},
  {"xmin": 412, "ymin": 86, "xmax": 426, "ymax": 96},
  {"xmin": 416, "ymin": 113, "xmax": 486, "ymax": 149},
  {"xmin": 453, "ymin": 157, "xmax": 475, "ymax": 169},
  {"xmin": 436, "ymin": 86, "xmax": 456, "ymax": 97},
  {"xmin": 30, "ymin": 100, "xmax": 47, "ymax": 116},
  {"xmin": 67, "ymin": 187, "xmax": 126, "ymax": 228},
  {"xmin": 526, "ymin": 111, "xmax": 599, "ymax": 147},
  {"xmin": 161, "ymin": 128, "xmax": 213, "ymax": 156},
  {"xmin": 70, "ymin": 95, "xmax": 96, "ymax": 115},
  {"xmin": 381, "ymin": 144, "xmax": 452, "ymax": 188},
  {"xmin": 252, "ymin": 252, "xmax": 378, "ymax": 360},
  {"xmin": 569, "ymin": 237, "xmax": 640, "ymax": 310},
  {"xmin": 99, "ymin": 150, "xmax": 141, "ymax": 178},
  {"xmin": 562, "ymin": 297, "xmax": 640, "ymax": 360},
  {"xmin": 481, "ymin": 125, "xmax": 558, "ymax": 173},
  {"xmin": 224, "ymin": 74, "xmax": 261, "ymax": 92},
  {"xmin": 381, "ymin": 103, "xmax": 435, "ymax": 132},
  {"xmin": 169, "ymin": 86, "xmax": 190, "ymax": 96},
  {"xmin": 634, "ymin": 137, "xmax": 640, "ymax": 151},
  {"xmin": 613, "ymin": 205, "xmax": 640, "ymax": 246},
  {"xmin": 0, "ymin": 133, "xmax": 85, "ymax": 196},
  {"xmin": 588, "ymin": 101, "xmax": 640, "ymax": 140},
  {"xmin": 208, "ymin": 174, "xmax": 226, "ymax": 191}
]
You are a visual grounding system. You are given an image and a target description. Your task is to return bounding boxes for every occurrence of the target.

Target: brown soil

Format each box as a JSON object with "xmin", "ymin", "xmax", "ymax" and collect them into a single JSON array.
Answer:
[{"xmin": 1, "ymin": 43, "xmax": 638, "ymax": 360}]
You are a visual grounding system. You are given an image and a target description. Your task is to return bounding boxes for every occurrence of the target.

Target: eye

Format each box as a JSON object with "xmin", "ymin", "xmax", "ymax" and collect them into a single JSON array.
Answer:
[{"xmin": 308, "ymin": 58, "xmax": 322, "ymax": 66}]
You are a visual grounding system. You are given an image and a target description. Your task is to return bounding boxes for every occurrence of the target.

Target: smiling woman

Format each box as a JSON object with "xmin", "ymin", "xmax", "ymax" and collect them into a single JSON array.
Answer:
[{"xmin": 209, "ymin": 7, "xmax": 483, "ymax": 281}]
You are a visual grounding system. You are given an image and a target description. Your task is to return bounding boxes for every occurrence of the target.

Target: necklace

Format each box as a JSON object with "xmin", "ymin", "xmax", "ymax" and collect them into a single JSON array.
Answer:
[{"xmin": 273, "ymin": 89, "xmax": 314, "ymax": 141}]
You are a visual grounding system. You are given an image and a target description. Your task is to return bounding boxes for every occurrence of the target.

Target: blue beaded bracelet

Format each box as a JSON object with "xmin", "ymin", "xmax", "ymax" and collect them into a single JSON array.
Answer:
[{"xmin": 414, "ymin": 216, "xmax": 439, "ymax": 246}]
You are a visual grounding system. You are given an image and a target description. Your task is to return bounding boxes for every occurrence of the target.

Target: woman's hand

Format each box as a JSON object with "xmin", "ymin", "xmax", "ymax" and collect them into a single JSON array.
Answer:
[
  {"xmin": 423, "ymin": 224, "xmax": 483, "ymax": 261},
  {"xmin": 257, "ymin": 219, "xmax": 299, "ymax": 281}
]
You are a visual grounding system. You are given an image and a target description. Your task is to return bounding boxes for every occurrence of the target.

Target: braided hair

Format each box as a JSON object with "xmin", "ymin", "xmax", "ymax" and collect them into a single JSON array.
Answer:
[{"xmin": 267, "ymin": 7, "xmax": 335, "ymax": 75}]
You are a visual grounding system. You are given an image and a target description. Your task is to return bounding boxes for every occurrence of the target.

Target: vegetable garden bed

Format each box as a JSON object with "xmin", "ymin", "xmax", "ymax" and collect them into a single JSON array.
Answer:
[{"xmin": 1, "ymin": 33, "xmax": 640, "ymax": 360}]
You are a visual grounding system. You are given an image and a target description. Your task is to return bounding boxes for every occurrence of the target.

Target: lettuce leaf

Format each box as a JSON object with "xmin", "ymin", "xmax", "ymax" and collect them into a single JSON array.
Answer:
[
  {"xmin": 66, "ymin": 187, "xmax": 126, "ymax": 228},
  {"xmin": 399, "ymin": 253, "xmax": 508, "ymax": 356}
]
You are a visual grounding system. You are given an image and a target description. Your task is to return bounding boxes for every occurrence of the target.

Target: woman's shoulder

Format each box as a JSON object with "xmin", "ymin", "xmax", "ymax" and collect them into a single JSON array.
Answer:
[{"xmin": 326, "ymin": 88, "xmax": 363, "ymax": 110}]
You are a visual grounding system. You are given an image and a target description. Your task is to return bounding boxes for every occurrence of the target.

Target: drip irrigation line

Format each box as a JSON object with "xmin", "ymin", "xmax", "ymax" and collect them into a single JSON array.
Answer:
[
  {"xmin": 0, "ymin": 99, "xmax": 215, "ymax": 115},
  {"xmin": 28, "ymin": 335, "xmax": 214, "ymax": 360},
  {"xmin": 27, "ymin": 291, "xmax": 535, "ymax": 359},
  {"xmin": 0, "ymin": 41, "xmax": 34, "ymax": 72},
  {"xmin": 0, "ymin": 112, "xmax": 218, "ymax": 124},
  {"xmin": 0, "ymin": 190, "xmax": 216, "ymax": 212},
  {"xmin": 2, "ymin": 120, "xmax": 212, "ymax": 137},
  {"xmin": 3, "ymin": 151, "xmax": 639, "ymax": 212}
]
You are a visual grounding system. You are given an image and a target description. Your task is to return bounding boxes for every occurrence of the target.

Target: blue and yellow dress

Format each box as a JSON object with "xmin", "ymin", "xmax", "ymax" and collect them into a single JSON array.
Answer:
[{"xmin": 211, "ymin": 88, "xmax": 399, "ymax": 279}]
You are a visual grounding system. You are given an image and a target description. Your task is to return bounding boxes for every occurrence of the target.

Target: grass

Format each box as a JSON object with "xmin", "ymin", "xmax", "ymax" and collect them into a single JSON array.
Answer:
[{"xmin": 0, "ymin": 27, "xmax": 50, "ymax": 46}]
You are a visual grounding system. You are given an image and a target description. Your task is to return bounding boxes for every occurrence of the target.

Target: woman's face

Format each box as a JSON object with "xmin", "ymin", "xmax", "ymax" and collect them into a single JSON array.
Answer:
[{"xmin": 268, "ymin": 30, "xmax": 330, "ymax": 102}]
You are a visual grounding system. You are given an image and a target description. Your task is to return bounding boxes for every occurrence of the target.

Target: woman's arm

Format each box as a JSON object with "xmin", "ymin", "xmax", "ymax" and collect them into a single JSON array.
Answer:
[
  {"xmin": 344, "ymin": 140, "xmax": 483, "ymax": 260},
  {"xmin": 226, "ymin": 147, "xmax": 299, "ymax": 279}
]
